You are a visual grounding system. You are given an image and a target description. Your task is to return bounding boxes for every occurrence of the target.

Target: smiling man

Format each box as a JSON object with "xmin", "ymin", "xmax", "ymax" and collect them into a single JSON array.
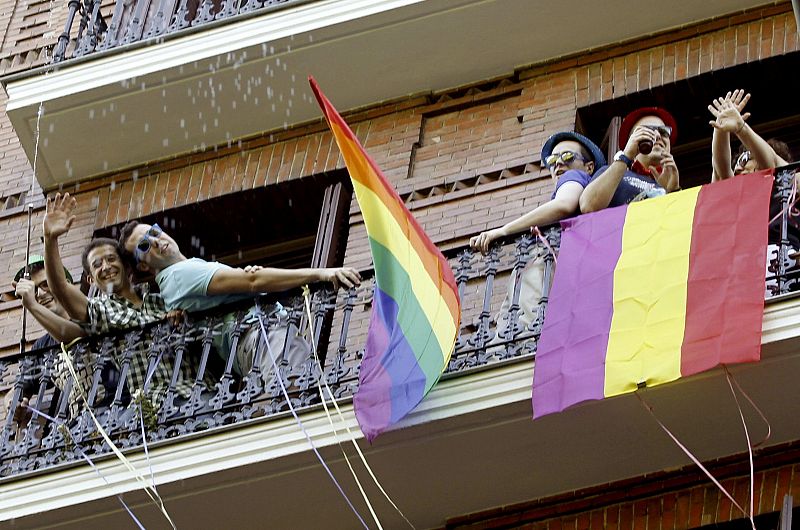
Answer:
[
  {"xmin": 11, "ymin": 255, "xmax": 89, "ymax": 423},
  {"xmin": 580, "ymin": 107, "xmax": 680, "ymax": 213},
  {"xmin": 13, "ymin": 255, "xmax": 84, "ymax": 348},
  {"xmin": 43, "ymin": 195, "xmax": 165, "ymax": 336}
]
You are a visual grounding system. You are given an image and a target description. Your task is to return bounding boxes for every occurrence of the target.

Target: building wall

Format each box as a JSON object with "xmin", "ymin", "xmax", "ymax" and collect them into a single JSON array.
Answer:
[
  {"xmin": 445, "ymin": 442, "xmax": 800, "ymax": 529},
  {"xmin": 0, "ymin": 3, "xmax": 796, "ymax": 360}
]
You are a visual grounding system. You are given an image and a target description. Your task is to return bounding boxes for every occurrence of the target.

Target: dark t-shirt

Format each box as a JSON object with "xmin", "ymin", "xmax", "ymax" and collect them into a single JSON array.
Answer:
[
  {"xmin": 591, "ymin": 165, "xmax": 666, "ymax": 208},
  {"xmin": 32, "ymin": 333, "xmax": 58, "ymax": 351}
]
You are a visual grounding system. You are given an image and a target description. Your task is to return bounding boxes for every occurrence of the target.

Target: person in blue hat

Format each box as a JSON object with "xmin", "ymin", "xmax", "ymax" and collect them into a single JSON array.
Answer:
[
  {"xmin": 470, "ymin": 131, "xmax": 605, "ymax": 334},
  {"xmin": 470, "ymin": 131, "xmax": 606, "ymax": 253}
]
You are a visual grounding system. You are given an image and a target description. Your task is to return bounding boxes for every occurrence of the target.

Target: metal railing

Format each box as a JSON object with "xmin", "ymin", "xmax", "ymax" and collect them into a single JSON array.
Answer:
[
  {"xmin": 1, "ymin": 166, "xmax": 798, "ymax": 480},
  {"xmin": 53, "ymin": 0, "xmax": 312, "ymax": 63},
  {"xmin": 0, "ymin": 227, "xmax": 559, "ymax": 479}
]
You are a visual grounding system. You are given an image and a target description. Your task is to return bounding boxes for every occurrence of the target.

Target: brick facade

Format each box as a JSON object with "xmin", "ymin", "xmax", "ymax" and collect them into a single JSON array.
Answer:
[
  {"xmin": 0, "ymin": 4, "xmax": 797, "ymax": 360},
  {"xmin": 445, "ymin": 442, "xmax": 800, "ymax": 529}
]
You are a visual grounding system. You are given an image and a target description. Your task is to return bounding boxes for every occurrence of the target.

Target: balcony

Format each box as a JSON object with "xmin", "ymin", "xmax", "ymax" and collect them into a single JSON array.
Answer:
[
  {"xmin": 2, "ymin": 0, "xmax": 771, "ymax": 190},
  {"xmin": 2, "ymin": 169, "xmax": 800, "ymax": 527}
]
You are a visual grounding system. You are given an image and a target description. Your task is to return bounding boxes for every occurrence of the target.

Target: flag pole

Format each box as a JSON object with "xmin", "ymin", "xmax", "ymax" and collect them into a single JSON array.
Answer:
[{"xmin": 20, "ymin": 203, "xmax": 33, "ymax": 356}]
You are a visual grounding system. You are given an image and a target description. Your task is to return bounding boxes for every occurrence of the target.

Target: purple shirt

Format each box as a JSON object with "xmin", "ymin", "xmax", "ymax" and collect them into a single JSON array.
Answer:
[{"xmin": 551, "ymin": 169, "xmax": 592, "ymax": 201}]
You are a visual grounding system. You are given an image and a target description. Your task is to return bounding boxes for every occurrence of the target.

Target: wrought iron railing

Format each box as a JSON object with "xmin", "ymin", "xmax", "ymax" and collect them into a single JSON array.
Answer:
[
  {"xmin": 1, "ymin": 166, "xmax": 798, "ymax": 480},
  {"xmin": 52, "ymin": 0, "xmax": 313, "ymax": 63},
  {"xmin": 0, "ymin": 227, "xmax": 560, "ymax": 479}
]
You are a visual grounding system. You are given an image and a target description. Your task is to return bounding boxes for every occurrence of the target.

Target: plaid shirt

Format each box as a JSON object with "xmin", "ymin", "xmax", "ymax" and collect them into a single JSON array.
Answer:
[
  {"xmin": 84, "ymin": 287, "xmax": 208, "ymax": 404},
  {"xmin": 85, "ymin": 286, "xmax": 166, "ymax": 336}
]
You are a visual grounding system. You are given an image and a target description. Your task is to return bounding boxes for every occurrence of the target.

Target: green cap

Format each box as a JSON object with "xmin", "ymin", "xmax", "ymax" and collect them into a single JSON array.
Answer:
[{"xmin": 13, "ymin": 254, "xmax": 74, "ymax": 283}]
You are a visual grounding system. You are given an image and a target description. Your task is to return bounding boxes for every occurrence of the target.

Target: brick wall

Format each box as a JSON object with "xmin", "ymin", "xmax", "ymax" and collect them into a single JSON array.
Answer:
[
  {"xmin": 445, "ymin": 442, "xmax": 800, "ymax": 529},
  {"xmin": 0, "ymin": 4, "xmax": 797, "ymax": 360}
]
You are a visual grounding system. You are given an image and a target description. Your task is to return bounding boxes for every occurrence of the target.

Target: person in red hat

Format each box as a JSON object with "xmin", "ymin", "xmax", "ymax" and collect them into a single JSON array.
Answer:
[{"xmin": 580, "ymin": 107, "xmax": 680, "ymax": 213}]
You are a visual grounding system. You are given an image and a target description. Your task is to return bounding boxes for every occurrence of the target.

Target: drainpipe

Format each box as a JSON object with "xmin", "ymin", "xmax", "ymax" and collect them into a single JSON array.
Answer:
[{"xmin": 793, "ymin": 0, "xmax": 800, "ymax": 36}]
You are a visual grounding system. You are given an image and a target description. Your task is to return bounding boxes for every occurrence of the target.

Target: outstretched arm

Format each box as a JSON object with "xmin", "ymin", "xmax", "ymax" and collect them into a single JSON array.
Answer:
[
  {"xmin": 43, "ymin": 193, "xmax": 89, "ymax": 321},
  {"xmin": 207, "ymin": 266, "xmax": 362, "ymax": 295},
  {"xmin": 470, "ymin": 181, "xmax": 584, "ymax": 254},
  {"xmin": 14, "ymin": 280, "xmax": 85, "ymax": 342}
]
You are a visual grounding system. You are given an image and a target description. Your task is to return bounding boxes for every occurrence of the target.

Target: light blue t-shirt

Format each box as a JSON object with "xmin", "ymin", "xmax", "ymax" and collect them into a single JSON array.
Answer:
[{"xmin": 155, "ymin": 258, "xmax": 251, "ymax": 312}]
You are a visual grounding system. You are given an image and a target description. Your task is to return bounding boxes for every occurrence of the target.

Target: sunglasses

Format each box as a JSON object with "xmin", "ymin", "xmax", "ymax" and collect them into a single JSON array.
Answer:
[
  {"xmin": 134, "ymin": 224, "xmax": 162, "ymax": 264},
  {"xmin": 544, "ymin": 150, "xmax": 587, "ymax": 168},
  {"xmin": 735, "ymin": 150, "xmax": 752, "ymax": 171},
  {"xmin": 641, "ymin": 124, "xmax": 673, "ymax": 138}
]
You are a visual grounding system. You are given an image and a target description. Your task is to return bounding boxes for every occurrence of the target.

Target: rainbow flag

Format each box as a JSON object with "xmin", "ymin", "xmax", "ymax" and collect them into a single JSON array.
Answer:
[
  {"xmin": 533, "ymin": 171, "xmax": 772, "ymax": 418},
  {"xmin": 310, "ymin": 78, "xmax": 461, "ymax": 441}
]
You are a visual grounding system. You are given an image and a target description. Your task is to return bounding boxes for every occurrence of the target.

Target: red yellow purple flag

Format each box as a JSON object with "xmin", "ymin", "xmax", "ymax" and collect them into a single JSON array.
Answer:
[
  {"xmin": 533, "ymin": 171, "xmax": 773, "ymax": 418},
  {"xmin": 309, "ymin": 77, "xmax": 461, "ymax": 441}
]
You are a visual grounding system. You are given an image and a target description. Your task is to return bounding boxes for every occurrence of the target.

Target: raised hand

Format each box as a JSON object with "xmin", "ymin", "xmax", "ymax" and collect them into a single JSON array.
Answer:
[
  {"xmin": 623, "ymin": 126, "xmax": 660, "ymax": 159},
  {"xmin": 13, "ymin": 279, "xmax": 37, "ymax": 308},
  {"xmin": 320, "ymin": 267, "xmax": 361, "ymax": 290},
  {"xmin": 652, "ymin": 153, "xmax": 679, "ymax": 190},
  {"xmin": 708, "ymin": 90, "xmax": 751, "ymax": 134},
  {"xmin": 43, "ymin": 193, "xmax": 77, "ymax": 239}
]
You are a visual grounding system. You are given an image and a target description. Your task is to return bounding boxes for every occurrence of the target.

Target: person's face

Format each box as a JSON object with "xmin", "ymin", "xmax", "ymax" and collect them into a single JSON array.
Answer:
[
  {"xmin": 28, "ymin": 268, "xmax": 58, "ymax": 312},
  {"xmin": 86, "ymin": 244, "xmax": 127, "ymax": 294},
  {"xmin": 124, "ymin": 223, "xmax": 180, "ymax": 273},
  {"xmin": 546, "ymin": 140, "xmax": 594, "ymax": 178},
  {"xmin": 631, "ymin": 115, "xmax": 672, "ymax": 160}
]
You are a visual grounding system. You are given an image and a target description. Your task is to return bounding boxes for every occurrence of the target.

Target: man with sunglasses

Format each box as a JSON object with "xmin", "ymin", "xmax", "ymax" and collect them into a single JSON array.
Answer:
[
  {"xmin": 470, "ymin": 131, "xmax": 605, "ymax": 254},
  {"xmin": 470, "ymin": 131, "xmax": 606, "ymax": 333},
  {"xmin": 709, "ymin": 90, "xmax": 790, "ymax": 181},
  {"xmin": 580, "ymin": 107, "xmax": 680, "ymax": 213},
  {"xmin": 118, "ymin": 220, "xmax": 361, "ymax": 393},
  {"xmin": 42, "ymin": 193, "xmax": 203, "ymax": 407}
]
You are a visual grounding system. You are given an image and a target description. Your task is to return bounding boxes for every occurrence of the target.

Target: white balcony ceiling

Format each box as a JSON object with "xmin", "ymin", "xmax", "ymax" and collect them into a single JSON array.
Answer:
[
  {"xmin": 4, "ymin": 0, "xmax": 775, "ymax": 190},
  {"xmin": 3, "ymin": 298, "xmax": 800, "ymax": 529}
]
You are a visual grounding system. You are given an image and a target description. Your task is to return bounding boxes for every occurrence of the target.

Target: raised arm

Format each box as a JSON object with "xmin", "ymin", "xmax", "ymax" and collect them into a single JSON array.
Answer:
[
  {"xmin": 708, "ymin": 90, "xmax": 751, "ymax": 181},
  {"xmin": 710, "ymin": 128, "xmax": 733, "ymax": 181},
  {"xmin": 14, "ymin": 279, "xmax": 86, "ymax": 342},
  {"xmin": 470, "ymin": 181, "xmax": 584, "ymax": 254},
  {"xmin": 207, "ymin": 266, "xmax": 361, "ymax": 295},
  {"xmin": 43, "ymin": 193, "xmax": 89, "ymax": 321},
  {"xmin": 737, "ymin": 124, "xmax": 788, "ymax": 169}
]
